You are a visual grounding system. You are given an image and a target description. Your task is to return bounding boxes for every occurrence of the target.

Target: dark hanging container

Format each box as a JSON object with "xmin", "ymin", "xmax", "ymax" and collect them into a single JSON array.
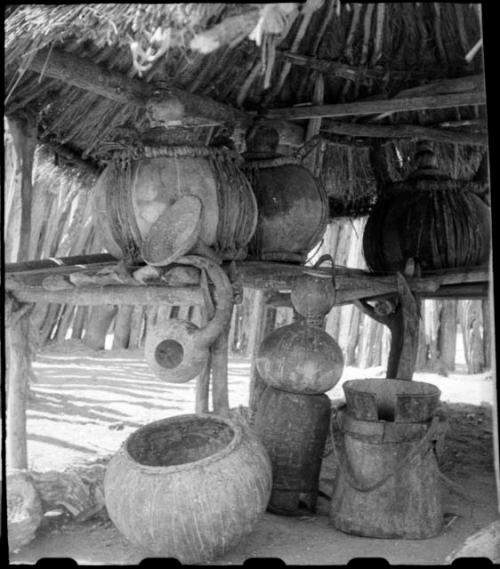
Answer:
[
  {"xmin": 243, "ymin": 125, "xmax": 328, "ymax": 264},
  {"xmin": 254, "ymin": 386, "xmax": 331, "ymax": 515},
  {"xmin": 363, "ymin": 143, "xmax": 491, "ymax": 272}
]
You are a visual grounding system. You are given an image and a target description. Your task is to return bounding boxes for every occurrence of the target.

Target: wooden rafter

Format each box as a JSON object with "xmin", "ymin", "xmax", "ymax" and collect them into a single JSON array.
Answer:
[
  {"xmin": 321, "ymin": 120, "xmax": 488, "ymax": 146},
  {"xmin": 27, "ymin": 48, "xmax": 251, "ymax": 128},
  {"xmin": 263, "ymin": 91, "xmax": 486, "ymax": 121}
]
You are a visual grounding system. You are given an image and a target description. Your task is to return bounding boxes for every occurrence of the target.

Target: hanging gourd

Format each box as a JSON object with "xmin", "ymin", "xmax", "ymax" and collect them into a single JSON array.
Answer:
[
  {"xmin": 93, "ymin": 145, "xmax": 258, "ymax": 265},
  {"xmin": 363, "ymin": 142, "xmax": 491, "ymax": 273},
  {"xmin": 144, "ymin": 255, "xmax": 233, "ymax": 383},
  {"xmin": 243, "ymin": 124, "xmax": 328, "ymax": 264},
  {"xmin": 256, "ymin": 257, "xmax": 344, "ymax": 395}
]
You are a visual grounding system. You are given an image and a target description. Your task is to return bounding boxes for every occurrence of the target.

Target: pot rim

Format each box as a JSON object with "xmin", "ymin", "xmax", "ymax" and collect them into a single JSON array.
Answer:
[
  {"xmin": 342, "ymin": 378, "xmax": 441, "ymax": 398},
  {"xmin": 121, "ymin": 413, "xmax": 243, "ymax": 474}
]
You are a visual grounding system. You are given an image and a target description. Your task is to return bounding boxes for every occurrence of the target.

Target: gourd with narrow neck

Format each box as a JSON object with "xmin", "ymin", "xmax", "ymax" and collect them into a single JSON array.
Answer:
[
  {"xmin": 144, "ymin": 255, "xmax": 233, "ymax": 383},
  {"xmin": 256, "ymin": 259, "xmax": 344, "ymax": 395}
]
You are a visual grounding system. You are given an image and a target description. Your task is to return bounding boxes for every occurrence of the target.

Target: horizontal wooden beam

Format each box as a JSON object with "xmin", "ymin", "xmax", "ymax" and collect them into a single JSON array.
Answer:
[
  {"xmin": 27, "ymin": 48, "xmax": 250, "ymax": 127},
  {"xmin": 263, "ymin": 91, "xmax": 486, "ymax": 122},
  {"xmin": 6, "ymin": 254, "xmax": 117, "ymax": 276},
  {"xmin": 420, "ymin": 283, "xmax": 489, "ymax": 299},
  {"xmin": 6, "ymin": 283, "xmax": 204, "ymax": 307},
  {"xmin": 233, "ymin": 262, "xmax": 489, "ymax": 302},
  {"xmin": 277, "ymin": 51, "xmax": 377, "ymax": 82},
  {"xmin": 266, "ymin": 282, "xmax": 489, "ymax": 306},
  {"xmin": 393, "ymin": 74, "xmax": 485, "ymax": 99},
  {"xmin": 6, "ymin": 256, "xmax": 490, "ymax": 306},
  {"xmin": 321, "ymin": 120, "xmax": 488, "ymax": 146}
]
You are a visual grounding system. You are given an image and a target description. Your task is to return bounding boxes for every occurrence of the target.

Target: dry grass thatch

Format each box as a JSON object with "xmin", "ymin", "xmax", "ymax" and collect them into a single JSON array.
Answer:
[{"xmin": 4, "ymin": 3, "xmax": 487, "ymax": 218}]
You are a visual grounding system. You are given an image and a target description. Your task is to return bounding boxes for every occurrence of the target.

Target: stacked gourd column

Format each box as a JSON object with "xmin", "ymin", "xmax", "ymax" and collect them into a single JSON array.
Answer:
[{"xmin": 254, "ymin": 264, "xmax": 344, "ymax": 515}]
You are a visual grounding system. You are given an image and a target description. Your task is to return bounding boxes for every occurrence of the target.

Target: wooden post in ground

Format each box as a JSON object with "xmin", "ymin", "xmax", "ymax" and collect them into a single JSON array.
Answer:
[
  {"xmin": 416, "ymin": 303, "xmax": 428, "ymax": 371},
  {"xmin": 388, "ymin": 274, "xmax": 420, "ymax": 379},
  {"xmin": 195, "ymin": 305, "xmax": 211, "ymax": 414},
  {"xmin": 6, "ymin": 294, "xmax": 34, "ymax": 470},
  {"xmin": 196, "ymin": 358, "xmax": 212, "ymax": 414},
  {"xmin": 482, "ymin": 298, "xmax": 492, "ymax": 369},
  {"xmin": 355, "ymin": 273, "xmax": 420, "ymax": 380},
  {"xmin": 128, "ymin": 306, "xmax": 145, "ymax": 350},
  {"xmin": 437, "ymin": 300, "xmax": 458, "ymax": 373},
  {"xmin": 112, "ymin": 305, "xmax": 134, "ymax": 350},
  {"xmin": 210, "ymin": 325, "xmax": 231, "ymax": 416},
  {"xmin": 83, "ymin": 305, "xmax": 118, "ymax": 350},
  {"xmin": 71, "ymin": 306, "xmax": 88, "ymax": 340},
  {"xmin": 7, "ymin": 114, "xmax": 37, "ymax": 262},
  {"xmin": 248, "ymin": 289, "xmax": 268, "ymax": 411}
]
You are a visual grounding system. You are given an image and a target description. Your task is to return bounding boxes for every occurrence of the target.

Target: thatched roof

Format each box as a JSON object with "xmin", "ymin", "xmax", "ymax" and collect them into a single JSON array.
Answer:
[{"xmin": 4, "ymin": 2, "xmax": 488, "ymax": 215}]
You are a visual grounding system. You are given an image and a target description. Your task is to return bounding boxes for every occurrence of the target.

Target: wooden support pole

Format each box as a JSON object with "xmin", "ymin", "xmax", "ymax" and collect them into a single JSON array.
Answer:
[
  {"xmin": 248, "ymin": 289, "xmax": 268, "ymax": 411},
  {"xmin": 28, "ymin": 48, "xmax": 250, "ymax": 127},
  {"xmin": 210, "ymin": 326, "xmax": 231, "ymax": 416},
  {"xmin": 437, "ymin": 300, "xmax": 458, "ymax": 372},
  {"xmin": 355, "ymin": 274, "xmax": 420, "ymax": 380},
  {"xmin": 6, "ymin": 295, "xmax": 34, "ymax": 470},
  {"xmin": 83, "ymin": 305, "xmax": 118, "ymax": 351},
  {"xmin": 482, "ymin": 298, "xmax": 492, "ymax": 369},
  {"xmin": 321, "ymin": 120, "xmax": 487, "ymax": 146},
  {"xmin": 7, "ymin": 114, "xmax": 38, "ymax": 262},
  {"xmin": 391, "ymin": 275, "xmax": 421, "ymax": 379},
  {"xmin": 128, "ymin": 306, "xmax": 145, "ymax": 350},
  {"xmin": 195, "ymin": 305, "xmax": 211, "ymax": 414},
  {"xmin": 196, "ymin": 358, "xmax": 212, "ymax": 414},
  {"xmin": 263, "ymin": 91, "xmax": 486, "ymax": 122},
  {"xmin": 55, "ymin": 304, "xmax": 76, "ymax": 343},
  {"xmin": 112, "ymin": 305, "xmax": 134, "ymax": 350},
  {"xmin": 71, "ymin": 306, "xmax": 88, "ymax": 340}
]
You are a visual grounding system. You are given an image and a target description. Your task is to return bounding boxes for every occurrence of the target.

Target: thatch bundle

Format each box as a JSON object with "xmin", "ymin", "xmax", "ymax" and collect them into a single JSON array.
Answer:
[
  {"xmin": 383, "ymin": 141, "xmax": 485, "ymax": 182},
  {"xmin": 316, "ymin": 142, "xmax": 378, "ymax": 217}
]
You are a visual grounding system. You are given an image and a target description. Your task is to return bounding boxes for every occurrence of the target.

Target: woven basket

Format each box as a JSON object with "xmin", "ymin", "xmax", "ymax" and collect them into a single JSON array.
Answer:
[{"xmin": 104, "ymin": 413, "xmax": 272, "ymax": 563}]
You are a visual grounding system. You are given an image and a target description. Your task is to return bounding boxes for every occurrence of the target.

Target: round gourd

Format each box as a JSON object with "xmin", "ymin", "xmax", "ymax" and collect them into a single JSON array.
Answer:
[{"xmin": 256, "ymin": 320, "xmax": 344, "ymax": 395}]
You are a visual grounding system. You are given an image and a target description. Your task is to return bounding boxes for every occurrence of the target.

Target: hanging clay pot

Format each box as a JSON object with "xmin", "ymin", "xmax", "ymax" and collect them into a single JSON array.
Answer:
[
  {"xmin": 93, "ymin": 145, "xmax": 258, "ymax": 264},
  {"xmin": 144, "ymin": 255, "xmax": 233, "ymax": 383},
  {"xmin": 243, "ymin": 124, "xmax": 328, "ymax": 264},
  {"xmin": 363, "ymin": 142, "xmax": 491, "ymax": 272}
]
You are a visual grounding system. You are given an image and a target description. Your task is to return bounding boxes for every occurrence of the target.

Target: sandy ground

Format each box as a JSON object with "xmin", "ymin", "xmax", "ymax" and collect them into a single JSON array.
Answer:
[{"xmin": 9, "ymin": 342, "xmax": 500, "ymax": 565}]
